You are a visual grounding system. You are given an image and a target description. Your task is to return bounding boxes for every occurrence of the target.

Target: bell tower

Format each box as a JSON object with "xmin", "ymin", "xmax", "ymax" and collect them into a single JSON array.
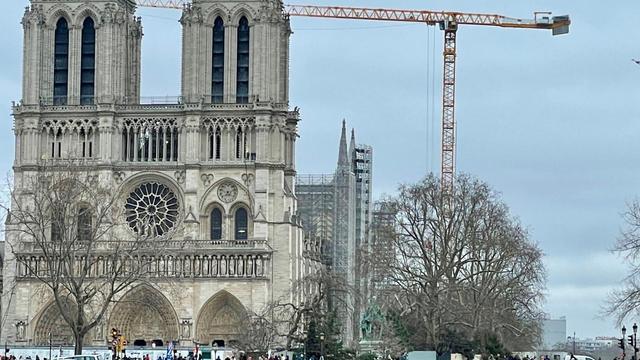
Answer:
[
  {"xmin": 5, "ymin": 0, "xmax": 310, "ymax": 349},
  {"xmin": 21, "ymin": 0, "xmax": 142, "ymax": 106},
  {"xmin": 180, "ymin": 0, "xmax": 291, "ymax": 104}
]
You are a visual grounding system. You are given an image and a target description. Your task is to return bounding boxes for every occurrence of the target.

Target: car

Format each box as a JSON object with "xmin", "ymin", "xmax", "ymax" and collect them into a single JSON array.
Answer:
[{"xmin": 60, "ymin": 355, "xmax": 105, "ymax": 360}]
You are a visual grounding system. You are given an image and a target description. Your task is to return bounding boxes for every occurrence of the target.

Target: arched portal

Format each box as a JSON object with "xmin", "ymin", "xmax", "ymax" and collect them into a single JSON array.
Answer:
[
  {"xmin": 195, "ymin": 291, "xmax": 246, "ymax": 347},
  {"xmin": 33, "ymin": 300, "xmax": 76, "ymax": 346},
  {"xmin": 108, "ymin": 285, "xmax": 179, "ymax": 345}
]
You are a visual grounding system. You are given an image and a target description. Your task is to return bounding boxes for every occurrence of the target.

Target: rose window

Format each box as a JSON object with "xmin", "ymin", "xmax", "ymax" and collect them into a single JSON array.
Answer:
[{"xmin": 125, "ymin": 182, "xmax": 179, "ymax": 236}]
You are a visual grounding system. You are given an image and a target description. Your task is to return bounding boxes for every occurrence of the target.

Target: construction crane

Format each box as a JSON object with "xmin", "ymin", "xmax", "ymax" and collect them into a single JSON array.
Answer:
[{"xmin": 136, "ymin": 0, "xmax": 571, "ymax": 194}]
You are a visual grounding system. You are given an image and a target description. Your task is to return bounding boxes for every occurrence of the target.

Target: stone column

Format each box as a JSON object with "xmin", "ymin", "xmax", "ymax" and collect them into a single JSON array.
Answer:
[
  {"xmin": 68, "ymin": 24, "xmax": 81, "ymax": 105},
  {"xmin": 225, "ymin": 24, "xmax": 238, "ymax": 103},
  {"xmin": 183, "ymin": 117, "xmax": 200, "ymax": 163},
  {"xmin": 180, "ymin": 5, "xmax": 205, "ymax": 103},
  {"xmin": 99, "ymin": 115, "xmax": 114, "ymax": 162},
  {"xmin": 21, "ymin": 7, "xmax": 45, "ymax": 105},
  {"xmin": 96, "ymin": 14, "xmax": 112, "ymax": 103},
  {"xmin": 41, "ymin": 25, "xmax": 54, "ymax": 103},
  {"xmin": 127, "ymin": 17, "xmax": 142, "ymax": 101}
]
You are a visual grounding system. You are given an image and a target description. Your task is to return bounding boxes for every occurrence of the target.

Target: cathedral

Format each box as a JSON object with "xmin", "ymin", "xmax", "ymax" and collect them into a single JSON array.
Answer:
[{"xmin": 3, "ymin": 0, "xmax": 319, "ymax": 350}]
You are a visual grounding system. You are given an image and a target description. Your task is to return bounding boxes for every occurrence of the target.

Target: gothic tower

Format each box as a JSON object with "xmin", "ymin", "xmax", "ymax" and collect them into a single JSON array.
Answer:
[
  {"xmin": 4, "ymin": 0, "xmax": 307, "ymax": 348},
  {"xmin": 334, "ymin": 120, "xmax": 357, "ymax": 345}
]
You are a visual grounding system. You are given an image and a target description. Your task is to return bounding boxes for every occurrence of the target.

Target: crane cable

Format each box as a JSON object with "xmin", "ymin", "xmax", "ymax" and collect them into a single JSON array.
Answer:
[
  {"xmin": 430, "ymin": 24, "xmax": 436, "ymax": 175},
  {"xmin": 426, "ymin": 24, "xmax": 437, "ymax": 174},
  {"xmin": 426, "ymin": 25, "xmax": 431, "ymax": 173}
]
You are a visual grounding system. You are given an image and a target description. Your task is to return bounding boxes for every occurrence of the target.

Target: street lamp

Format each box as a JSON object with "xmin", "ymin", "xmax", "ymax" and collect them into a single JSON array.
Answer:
[
  {"xmin": 49, "ymin": 332, "xmax": 52, "ymax": 360},
  {"xmin": 633, "ymin": 324, "xmax": 638, "ymax": 360},
  {"xmin": 624, "ymin": 326, "xmax": 628, "ymax": 359},
  {"xmin": 302, "ymin": 331, "xmax": 307, "ymax": 360},
  {"xmin": 212, "ymin": 342, "xmax": 219, "ymax": 360},
  {"xmin": 319, "ymin": 333, "xmax": 325, "ymax": 360}
]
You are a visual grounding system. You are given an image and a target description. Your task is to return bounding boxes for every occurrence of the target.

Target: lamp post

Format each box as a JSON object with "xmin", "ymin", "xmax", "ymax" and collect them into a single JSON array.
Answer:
[
  {"xmin": 624, "ymin": 326, "xmax": 628, "ymax": 359},
  {"xmin": 49, "ymin": 332, "xmax": 52, "ymax": 360},
  {"xmin": 302, "ymin": 331, "xmax": 307, "ymax": 360},
  {"xmin": 634, "ymin": 323, "xmax": 638, "ymax": 360},
  {"xmin": 319, "ymin": 333, "xmax": 325, "ymax": 360}
]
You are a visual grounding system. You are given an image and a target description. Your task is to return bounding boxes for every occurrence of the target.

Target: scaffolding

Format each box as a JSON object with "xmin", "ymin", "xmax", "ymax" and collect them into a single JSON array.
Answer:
[
  {"xmin": 296, "ymin": 174, "xmax": 336, "ymax": 266},
  {"xmin": 296, "ymin": 170, "xmax": 356, "ymax": 344},
  {"xmin": 295, "ymin": 123, "xmax": 372, "ymax": 345},
  {"xmin": 369, "ymin": 201, "xmax": 396, "ymax": 296}
]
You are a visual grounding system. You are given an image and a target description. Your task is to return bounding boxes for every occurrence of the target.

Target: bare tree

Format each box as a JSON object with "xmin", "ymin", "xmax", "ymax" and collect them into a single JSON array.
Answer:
[
  {"xmin": 366, "ymin": 174, "xmax": 546, "ymax": 352},
  {"xmin": 607, "ymin": 199, "xmax": 640, "ymax": 323},
  {"xmin": 238, "ymin": 268, "xmax": 353, "ymax": 352},
  {"xmin": 2, "ymin": 162, "xmax": 182, "ymax": 354},
  {"xmin": 235, "ymin": 310, "xmax": 278, "ymax": 354}
]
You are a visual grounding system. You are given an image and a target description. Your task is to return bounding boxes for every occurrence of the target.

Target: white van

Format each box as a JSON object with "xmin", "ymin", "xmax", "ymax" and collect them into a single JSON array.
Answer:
[{"xmin": 565, "ymin": 355, "xmax": 596, "ymax": 360}]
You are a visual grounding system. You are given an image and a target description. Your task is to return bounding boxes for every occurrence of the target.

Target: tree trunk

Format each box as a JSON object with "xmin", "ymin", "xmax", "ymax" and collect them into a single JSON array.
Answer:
[{"xmin": 74, "ymin": 333, "xmax": 84, "ymax": 355}]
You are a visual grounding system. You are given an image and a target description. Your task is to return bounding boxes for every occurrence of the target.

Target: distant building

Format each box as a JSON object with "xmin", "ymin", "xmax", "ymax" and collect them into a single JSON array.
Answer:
[
  {"xmin": 541, "ymin": 317, "xmax": 567, "ymax": 350},
  {"xmin": 567, "ymin": 336, "xmax": 616, "ymax": 352},
  {"xmin": 368, "ymin": 201, "xmax": 395, "ymax": 296}
]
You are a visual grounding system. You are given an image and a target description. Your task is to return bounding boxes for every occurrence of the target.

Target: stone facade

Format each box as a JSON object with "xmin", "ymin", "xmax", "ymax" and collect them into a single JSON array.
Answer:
[{"xmin": 3, "ymin": 0, "xmax": 317, "ymax": 350}]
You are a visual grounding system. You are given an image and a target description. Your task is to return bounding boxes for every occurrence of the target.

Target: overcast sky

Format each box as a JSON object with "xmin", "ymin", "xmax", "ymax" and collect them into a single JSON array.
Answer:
[{"xmin": 1, "ymin": 0, "xmax": 639, "ymax": 340}]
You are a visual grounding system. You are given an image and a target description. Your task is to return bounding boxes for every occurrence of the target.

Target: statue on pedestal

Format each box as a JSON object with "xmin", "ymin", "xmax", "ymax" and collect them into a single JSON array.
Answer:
[{"xmin": 360, "ymin": 303, "xmax": 383, "ymax": 341}]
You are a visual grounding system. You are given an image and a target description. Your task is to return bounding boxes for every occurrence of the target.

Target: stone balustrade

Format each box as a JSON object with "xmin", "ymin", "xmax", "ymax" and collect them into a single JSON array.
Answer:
[
  {"xmin": 14, "ymin": 239, "xmax": 271, "ymax": 280},
  {"xmin": 16, "ymin": 252, "xmax": 270, "ymax": 280},
  {"xmin": 12, "ymin": 98, "xmax": 295, "ymax": 115},
  {"xmin": 16, "ymin": 239, "xmax": 270, "ymax": 253}
]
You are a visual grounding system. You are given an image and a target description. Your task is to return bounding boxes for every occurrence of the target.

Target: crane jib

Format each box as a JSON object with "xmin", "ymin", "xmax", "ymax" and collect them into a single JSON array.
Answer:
[{"xmin": 134, "ymin": 0, "xmax": 570, "ymax": 195}]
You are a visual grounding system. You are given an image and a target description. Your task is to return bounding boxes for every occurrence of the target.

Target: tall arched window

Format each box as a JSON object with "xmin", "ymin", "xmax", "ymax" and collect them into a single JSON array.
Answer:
[
  {"xmin": 77, "ymin": 206, "xmax": 92, "ymax": 241},
  {"xmin": 53, "ymin": 18, "xmax": 69, "ymax": 105},
  {"xmin": 234, "ymin": 207, "xmax": 248, "ymax": 240},
  {"xmin": 207, "ymin": 127, "xmax": 222, "ymax": 160},
  {"xmin": 51, "ymin": 204, "xmax": 64, "ymax": 242},
  {"xmin": 236, "ymin": 16, "xmax": 249, "ymax": 104},
  {"xmin": 215, "ymin": 128, "xmax": 221, "ymax": 159},
  {"xmin": 210, "ymin": 208, "xmax": 222, "ymax": 240},
  {"xmin": 80, "ymin": 17, "xmax": 96, "ymax": 105},
  {"xmin": 212, "ymin": 17, "xmax": 225, "ymax": 104},
  {"xmin": 235, "ymin": 128, "xmax": 244, "ymax": 159}
]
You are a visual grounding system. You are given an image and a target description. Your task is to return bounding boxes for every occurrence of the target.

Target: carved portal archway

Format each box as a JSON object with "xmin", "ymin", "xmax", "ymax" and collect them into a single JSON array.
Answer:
[
  {"xmin": 33, "ymin": 300, "xmax": 76, "ymax": 346},
  {"xmin": 195, "ymin": 291, "xmax": 246, "ymax": 347},
  {"xmin": 108, "ymin": 285, "xmax": 179, "ymax": 345}
]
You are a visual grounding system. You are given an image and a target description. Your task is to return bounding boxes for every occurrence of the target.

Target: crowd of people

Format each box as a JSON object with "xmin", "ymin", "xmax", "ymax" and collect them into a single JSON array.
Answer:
[
  {"xmin": 211, "ymin": 355, "xmax": 291, "ymax": 360},
  {"xmin": 151, "ymin": 354, "xmax": 293, "ymax": 360}
]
